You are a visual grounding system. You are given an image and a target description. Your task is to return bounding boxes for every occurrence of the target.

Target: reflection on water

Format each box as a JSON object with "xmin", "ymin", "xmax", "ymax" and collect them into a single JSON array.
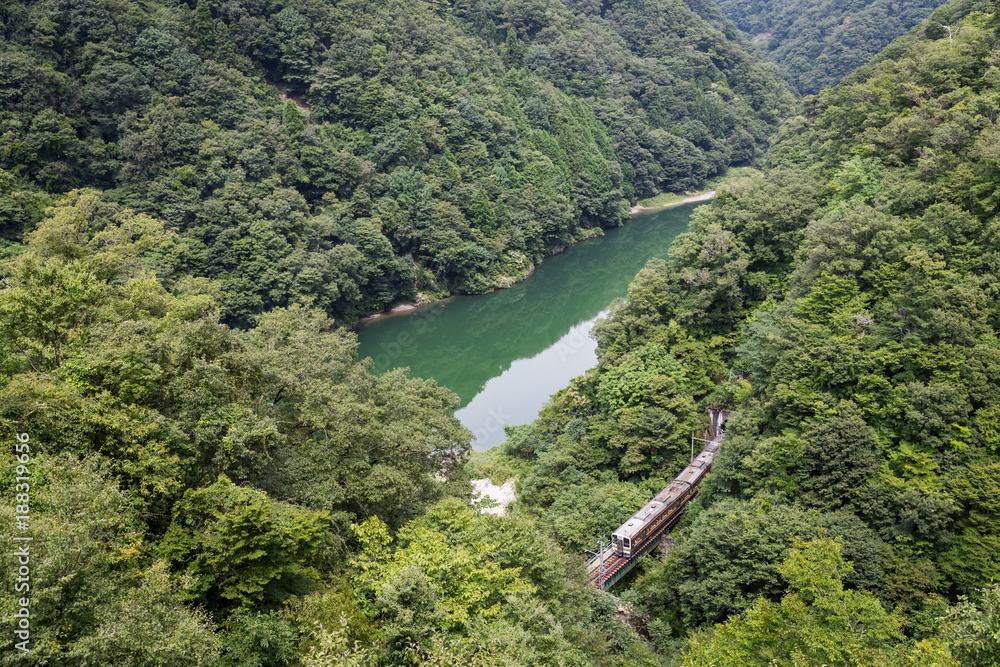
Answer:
[
  {"xmin": 455, "ymin": 313, "xmax": 604, "ymax": 449},
  {"xmin": 357, "ymin": 202, "xmax": 702, "ymax": 449}
]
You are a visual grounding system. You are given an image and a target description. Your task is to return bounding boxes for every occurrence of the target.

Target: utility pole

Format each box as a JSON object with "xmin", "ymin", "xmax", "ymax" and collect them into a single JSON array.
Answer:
[
  {"xmin": 692, "ymin": 433, "xmax": 710, "ymax": 462},
  {"xmin": 585, "ymin": 541, "xmax": 606, "ymax": 592}
]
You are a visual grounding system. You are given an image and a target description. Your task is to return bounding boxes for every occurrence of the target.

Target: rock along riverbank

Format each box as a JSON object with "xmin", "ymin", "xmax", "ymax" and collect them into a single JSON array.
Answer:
[{"xmin": 471, "ymin": 478, "xmax": 517, "ymax": 516}]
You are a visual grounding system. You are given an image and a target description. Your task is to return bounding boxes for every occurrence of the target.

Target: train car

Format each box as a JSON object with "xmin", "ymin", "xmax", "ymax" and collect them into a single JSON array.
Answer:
[{"xmin": 610, "ymin": 440, "xmax": 720, "ymax": 558}]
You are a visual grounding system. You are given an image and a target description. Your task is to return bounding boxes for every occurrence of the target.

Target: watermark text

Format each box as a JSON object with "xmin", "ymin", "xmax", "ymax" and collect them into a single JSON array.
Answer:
[{"xmin": 11, "ymin": 432, "xmax": 32, "ymax": 653}]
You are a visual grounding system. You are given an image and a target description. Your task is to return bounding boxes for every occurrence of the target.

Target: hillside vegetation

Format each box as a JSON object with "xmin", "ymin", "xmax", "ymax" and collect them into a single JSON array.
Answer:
[
  {"xmin": 0, "ymin": 0, "xmax": 794, "ymax": 327},
  {"xmin": 0, "ymin": 0, "xmax": 799, "ymax": 663},
  {"xmin": 0, "ymin": 192, "xmax": 680, "ymax": 665},
  {"xmin": 3, "ymin": 0, "xmax": 1000, "ymax": 662},
  {"xmin": 715, "ymin": 0, "xmax": 947, "ymax": 93},
  {"xmin": 483, "ymin": 0, "xmax": 1000, "ymax": 663}
]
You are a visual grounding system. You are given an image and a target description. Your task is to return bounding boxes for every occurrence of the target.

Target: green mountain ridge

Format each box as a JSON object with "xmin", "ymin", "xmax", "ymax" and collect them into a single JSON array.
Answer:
[
  {"xmin": 715, "ymin": 0, "xmax": 949, "ymax": 94},
  {"xmin": 0, "ymin": 0, "xmax": 794, "ymax": 328},
  {"xmin": 3, "ymin": 0, "xmax": 1000, "ymax": 663},
  {"xmin": 482, "ymin": 0, "xmax": 1000, "ymax": 663}
]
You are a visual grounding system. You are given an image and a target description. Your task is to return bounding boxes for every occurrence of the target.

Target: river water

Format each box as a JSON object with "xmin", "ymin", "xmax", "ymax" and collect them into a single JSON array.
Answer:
[{"xmin": 356, "ymin": 202, "xmax": 702, "ymax": 449}]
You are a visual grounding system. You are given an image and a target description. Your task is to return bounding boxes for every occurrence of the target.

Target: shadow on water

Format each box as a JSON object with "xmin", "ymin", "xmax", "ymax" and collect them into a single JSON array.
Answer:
[{"xmin": 356, "ymin": 202, "xmax": 703, "ymax": 448}]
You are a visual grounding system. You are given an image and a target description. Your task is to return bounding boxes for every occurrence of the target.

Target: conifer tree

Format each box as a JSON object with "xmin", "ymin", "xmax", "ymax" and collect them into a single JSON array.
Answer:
[{"xmin": 192, "ymin": 0, "xmax": 217, "ymax": 57}]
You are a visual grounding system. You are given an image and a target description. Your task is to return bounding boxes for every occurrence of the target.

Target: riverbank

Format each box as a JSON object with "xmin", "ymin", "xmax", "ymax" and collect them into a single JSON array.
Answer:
[
  {"xmin": 355, "ymin": 296, "xmax": 447, "ymax": 327},
  {"xmin": 354, "ymin": 188, "xmax": 720, "ymax": 329},
  {"xmin": 630, "ymin": 190, "xmax": 716, "ymax": 215},
  {"xmin": 628, "ymin": 166, "xmax": 762, "ymax": 215}
]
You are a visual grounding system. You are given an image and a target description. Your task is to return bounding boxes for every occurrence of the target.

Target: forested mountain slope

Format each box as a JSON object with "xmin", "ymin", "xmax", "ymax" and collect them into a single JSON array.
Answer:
[
  {"xmin": 0, "ymin": 0, "xmax": 796, "ymax": 663},
  {"xmin": 715, "ymin": 0, "xmax": 948, "ymax": 93},
  {"xmin": 4, "ymin": 0, "xmax": 999, "ymax": 662},
  {"xmin": 484, "ymin": 0, "xmax": 1000, "ymax": 663},
  {"xmin": 0, "ymin": 0, "xmax": 794, "ymax": 327},
  {"xmin": 0, "ymin": 195, "xmax": 676, "ymax": 664}
]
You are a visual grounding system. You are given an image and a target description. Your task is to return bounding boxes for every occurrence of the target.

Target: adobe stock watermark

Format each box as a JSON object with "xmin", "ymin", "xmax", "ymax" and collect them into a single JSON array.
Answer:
[
  {"xmin": 552, "ymin": 315, "xmax": 602, "ymax": 363},
  {"xmin": 10, "ymin": 432, "xmax": 32, "ymax": 653},
  {"xmin": 467, "ymin": 405, "xmax": 514, "ymax": 446}
]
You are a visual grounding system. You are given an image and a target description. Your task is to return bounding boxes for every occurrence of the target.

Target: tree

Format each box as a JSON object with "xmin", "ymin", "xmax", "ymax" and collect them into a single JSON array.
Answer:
[
  {"xmin": 0, "ymin": 452, "xmax": 221, "ymax": 663},
  {"xmin": 682, "ymin": 536, "xmax": 905, "ymax": 667},
  {"xmin": 791, "ymin": 202, "xmax": 909, "ymax": 295},
  {"xmin": 798, "ymin": 404, "xmax": 882, "ymax": 511},
  {"xmin": 593, "ymin": 343, "xmax": 700, "ymax": 477},
  {"xmin": 639, "ymin": 500, "xmax": 885, "ymax": 629},
  {"xmin": 943, "ymin": 583, "xmax": 1000, "ymax": 667},
  {"xmin": 71, "ymin": 563, "xmax": 223, "ymax": 666},
  {"xmin": 192, "ymin": 0, "xmax": 217, "ymax": 57},
  {"xmin": 900, "ymin": 383, "xmax": 970, "ymax": 455},
  {"xmin": 831, "ymin": 156, "xmax": 885, "ymax": 205},
  {"xmin": 348, "ymin": 500, "xmax": 584, "ymax": 664},
  {"xmin": 282, "ymin": 100, "xmax": 305, "ymax": 139},
  {"xmin": 467, "ymin": 188, "xmax": 497, "ymax": 234},
  {"xmin": 501, "ymin": 28, "xmax": 524, "ymax": 67},
  {"xmin": 158, "ymin": 475, "xmax": 330, "ymax": 611},
  {"xmin": 940, "ymin": 463, "xmax": 1000, "ymax": 593}
]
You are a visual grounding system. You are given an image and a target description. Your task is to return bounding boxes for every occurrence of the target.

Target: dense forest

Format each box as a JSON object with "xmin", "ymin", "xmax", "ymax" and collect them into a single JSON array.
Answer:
[
  {"xmin": 482, "ymin": 0, "xmax": 1000, "ymax": 663},
  {"xmin": 0, "ymin": 0, "xmax": 794, "ymax": 328},
  {"xmin": 715, "ymin": 0, "xmax": 948, "ymax": 94},
  {"xmin": 0, "ymin": 0, "xmax": 794, "ymax": 663},
  {"xmin": 3, "ymin": 0, "xmax": 1000, "ymax": 663},
  {"xmin": 0, "ymin": 194, "xmax": 663, "ymax": 664}
]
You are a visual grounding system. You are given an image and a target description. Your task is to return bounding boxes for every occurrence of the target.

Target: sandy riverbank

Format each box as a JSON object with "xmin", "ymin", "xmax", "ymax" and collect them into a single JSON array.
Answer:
[
  {"xmin": 354, "ymin": 295, "xmax": 452, "ymax": 327},
  {"xmin": 630, "ymin": 190, "xmax": 716, "ymax": 215}
]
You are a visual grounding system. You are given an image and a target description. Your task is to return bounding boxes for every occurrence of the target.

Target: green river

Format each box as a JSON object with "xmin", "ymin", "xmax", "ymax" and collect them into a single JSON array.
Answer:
[{"xmin": 356, "ymin": 202, "xmax": 703, "ymax": 449}]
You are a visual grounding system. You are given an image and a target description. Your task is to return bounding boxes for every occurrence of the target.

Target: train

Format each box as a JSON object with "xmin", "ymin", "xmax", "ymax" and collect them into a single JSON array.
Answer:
[{"xmin": 610, "ymin": 437, "xmax": 721, "ymax": 558}]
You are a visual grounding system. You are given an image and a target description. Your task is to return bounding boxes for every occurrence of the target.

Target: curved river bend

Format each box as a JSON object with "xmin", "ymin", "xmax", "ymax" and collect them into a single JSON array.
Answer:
[{"xmin": 356, "ymin": 202, "xmax": 704, "ymax": 449}]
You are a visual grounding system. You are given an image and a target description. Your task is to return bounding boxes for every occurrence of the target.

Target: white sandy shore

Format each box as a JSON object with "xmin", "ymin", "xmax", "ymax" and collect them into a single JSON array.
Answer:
[
  {"xmin": 471, "ymin": 478, "xmax": 517, "ymax": 516},
  {"xmin": 630, "ymin": 190, "xmax": 716, "ymax": 215}
]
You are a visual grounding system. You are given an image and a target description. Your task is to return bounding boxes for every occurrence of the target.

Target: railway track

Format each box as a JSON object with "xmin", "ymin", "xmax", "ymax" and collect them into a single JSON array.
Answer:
[
  {"xmin": 587, "ymin": 411, "xmax": 728, "ymax": 590},
  {"xmin": 587, "ymin": 552, "xmax": 629, "ymax": 588},
  {"xmin": 588, "ymin": 488, "xmax": 697, "ymax": 589}
]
